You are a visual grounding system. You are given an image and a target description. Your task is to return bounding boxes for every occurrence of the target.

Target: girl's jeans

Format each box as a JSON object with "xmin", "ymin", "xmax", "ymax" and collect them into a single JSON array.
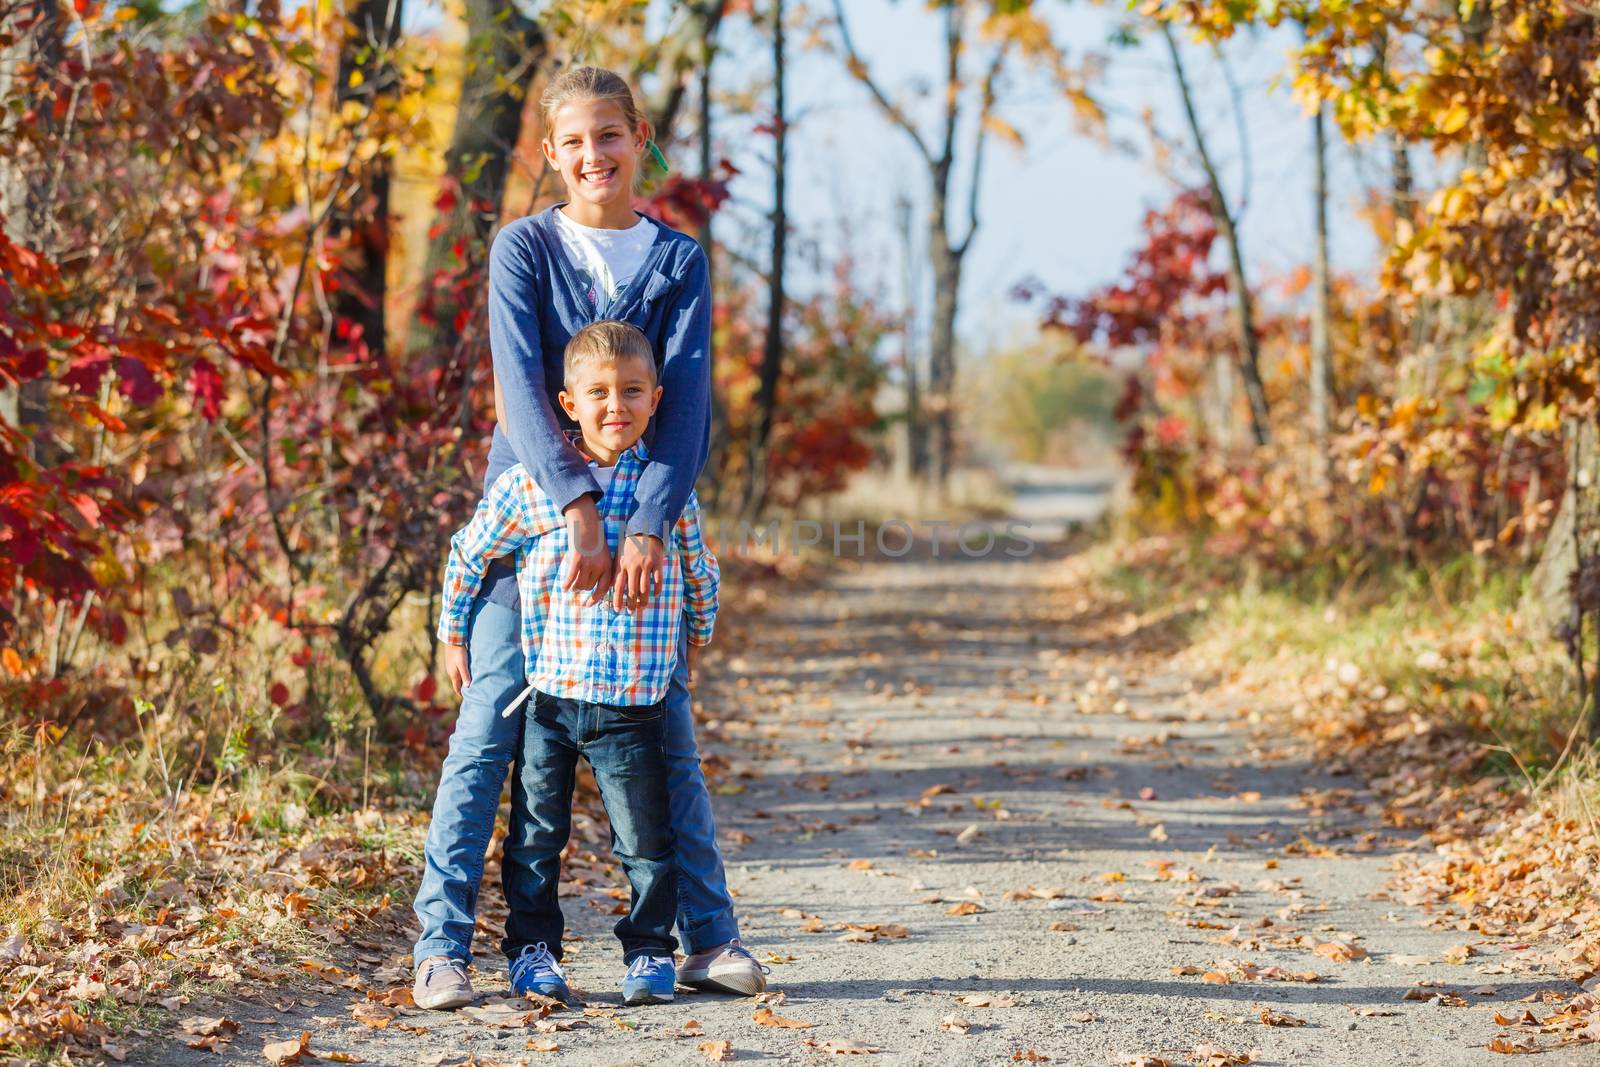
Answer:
[{"xmin": 411, "ymin": 598, "xmax": 740, "ymax": 965}]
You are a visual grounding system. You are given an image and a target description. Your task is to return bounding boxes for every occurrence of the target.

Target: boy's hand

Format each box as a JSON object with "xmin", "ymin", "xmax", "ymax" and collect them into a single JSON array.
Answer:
[
  {"xmin": 685, "ymin": 643, "xmax": 700, "ymax": 687},
  {"xmin": 444, "ymin": 643, "xmax": 471, "ymax": 697},
  {"xmin": 613, "ymin": 533, "xmax": 664, "ymax": 613},
  {"xmin": 562, "ymin": 495, "xmax": 613, "ymax": 606}
]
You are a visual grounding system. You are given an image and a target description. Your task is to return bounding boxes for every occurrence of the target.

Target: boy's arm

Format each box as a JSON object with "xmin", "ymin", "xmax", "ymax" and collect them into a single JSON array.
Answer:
[
  {"xmin": 675, "ymin": 492, "xmax": 719, "ymax": 647},
  {"xmin": 625, "ymin": 246, "xmax": 712, "ymax": 542},
  {"xmin": 438, "ymin": 470, "xmax": 555, "ymax": 645},
  {"xmin": 488, "ymin": 221, "xmax": 601, "ymax": 511}
]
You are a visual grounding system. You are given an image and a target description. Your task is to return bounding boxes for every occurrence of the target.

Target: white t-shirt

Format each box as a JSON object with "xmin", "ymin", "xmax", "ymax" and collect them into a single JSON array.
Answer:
[
  {"xmin": 589, "ymin": 460, "xmax": 617, "ymax": 493},
  {"xmin": 553, "ymin": 209, "xmax": 658, "ymax": 305}
]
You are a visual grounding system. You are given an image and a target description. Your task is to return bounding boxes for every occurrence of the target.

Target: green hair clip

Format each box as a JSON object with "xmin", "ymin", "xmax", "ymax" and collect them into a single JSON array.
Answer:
[{"xmin": 646, "ymin": 139, "xmax": 671, "ymax": 175}]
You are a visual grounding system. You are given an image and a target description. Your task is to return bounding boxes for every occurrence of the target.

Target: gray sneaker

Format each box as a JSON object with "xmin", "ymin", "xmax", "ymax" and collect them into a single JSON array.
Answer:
[
  {"xmin": 413, "ymin": 955, "xmax": 475, "ymax": 1010},
  {"xmin": 676, "ymin": 940, "xmax": 770, "ymax": 996}
]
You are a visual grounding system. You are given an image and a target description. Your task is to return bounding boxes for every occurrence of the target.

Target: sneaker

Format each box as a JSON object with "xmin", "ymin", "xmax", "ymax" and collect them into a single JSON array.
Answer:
[
  {"xmin": 621, "ymin": 954, "xmax": 676, "ymax": 1005},
  {"xmin": 413, "ymin": 956, "xmax": 475, "ymax": 1010},
  {"xmin": 509, "ymin": 942, "xmax": 573, "ymax": 1002},
  {"xmin": 676, "ymin": 939, "xmax": 769, "ymax": 996}
]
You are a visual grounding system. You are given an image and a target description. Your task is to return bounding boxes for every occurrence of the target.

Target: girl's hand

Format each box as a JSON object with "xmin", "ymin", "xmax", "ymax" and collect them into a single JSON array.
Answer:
[
  {"xmin": 613, "ymin": 533, "xmax": 664, "ymax": 613},
  {"xmin": 444, "ymin": 644, "xmax": 472, "ymax": 697},
  {"xmin": 563, "ymin": 496, "xmax": 614, "ymax": 606}
]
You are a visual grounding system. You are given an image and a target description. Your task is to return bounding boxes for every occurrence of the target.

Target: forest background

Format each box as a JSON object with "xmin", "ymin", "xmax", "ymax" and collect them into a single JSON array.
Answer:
[{"xmin": 2, "ymin": 0, "xmax": 1600, "ymax": 1059}]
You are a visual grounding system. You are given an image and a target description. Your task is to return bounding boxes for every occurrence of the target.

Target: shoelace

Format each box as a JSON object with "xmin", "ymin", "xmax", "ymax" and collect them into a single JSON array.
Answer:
[
  {"xmin": 626, "ymin": 955, "xmax": 671, "ymax": 978},
  {"xmin": 723, "ymin": 941, "xmax": 772, "ymax": 975},
  {"xmin": 513, "ymin": 942, "xmax": 565, "ymax": 983},
  {"xmin": 421, "ymin": 957, "xmax": 467, "ymax": 984}
]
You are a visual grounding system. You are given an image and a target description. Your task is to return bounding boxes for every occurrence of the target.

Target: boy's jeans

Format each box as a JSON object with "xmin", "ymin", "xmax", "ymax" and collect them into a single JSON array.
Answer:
[
  {"xmin": 500, "ymin": 690, "xmax": 677, "ymax": 962},
  {"xmin": 412, "ymin": 601, "xmax": 741, "ymax": 965}
]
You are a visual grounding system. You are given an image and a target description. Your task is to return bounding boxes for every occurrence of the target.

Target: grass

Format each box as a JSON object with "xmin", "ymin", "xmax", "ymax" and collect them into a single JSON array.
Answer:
[{"xmin": 1098, "ymin": 540, "xmax": 1587, "ymax": 781}]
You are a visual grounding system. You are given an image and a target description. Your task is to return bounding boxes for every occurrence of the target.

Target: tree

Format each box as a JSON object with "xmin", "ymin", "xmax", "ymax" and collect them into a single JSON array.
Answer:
[
  {"xmin": 830, "ymin": 0, "xmax": 1018, "ymax": 489},
  {"xmin": 407, "ymin": 0, "xmax": 543, "ymax": 357},
  {"xmin": 741, "ymin": 0, "xmax": 787, "ymax": 519},
  {"xmin": 1159, "ymin": 22, "xmax": 1269, "ymax": 447}
]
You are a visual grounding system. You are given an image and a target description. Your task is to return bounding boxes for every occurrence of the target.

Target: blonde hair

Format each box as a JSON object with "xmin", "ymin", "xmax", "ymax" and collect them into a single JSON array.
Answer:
[
  {"xmin": 563, "ymin": 320, "xmax": 657, "ymax": 391},
  {"xmin": 540, "ymin": 65, "xmax": 652, "ymax": 144}
]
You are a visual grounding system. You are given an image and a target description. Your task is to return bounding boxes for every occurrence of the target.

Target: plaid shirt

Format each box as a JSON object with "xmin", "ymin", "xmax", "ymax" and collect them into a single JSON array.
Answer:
[{"xmin": 437, "ymin": 444, "xmax": 718, "ymax": 706}]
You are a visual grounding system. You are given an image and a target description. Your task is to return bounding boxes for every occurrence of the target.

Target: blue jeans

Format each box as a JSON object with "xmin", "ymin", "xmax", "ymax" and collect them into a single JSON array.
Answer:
[
  {"xmin": 412, "ymin": 604, "xmax": 741, "ymax": 964},
  {"xmin": 412, "ymin": 599, "xmax": 525, "ymax": 966},
  {"xmin": 501, "ymin": 691, "xmax": 677, "ymax": 962}
]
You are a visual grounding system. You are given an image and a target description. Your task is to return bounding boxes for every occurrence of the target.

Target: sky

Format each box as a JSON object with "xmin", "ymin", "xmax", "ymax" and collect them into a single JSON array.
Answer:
[{"xmin": 704, "ymin": 0, "xmax": 1386, "ymax": 351}]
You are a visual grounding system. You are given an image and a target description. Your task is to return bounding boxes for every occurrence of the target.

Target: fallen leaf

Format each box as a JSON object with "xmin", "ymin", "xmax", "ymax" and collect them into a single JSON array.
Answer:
[
  {"xmin": 752, "ymin": 1006, "xmax": 814, "ymax": 1029},
  {"xmin": 1487, "ymin": 1035, "xmax": 1540, "ymax": 1054},
  {"xmin": 1190, "ymin": 1045, "xmax": 1253, "ymax": 1066},
  {"xmin": 1121, "ymin": 1059, "xmax": 1176, "ymax": 1067},
  {"xmin": 263, "ymin": 1032, "xmax": 311, "ymax": 1065},
  {"xmin": 956, "ymin": 993, "xmax": 1018, "ymax": 1008},
  {"xmin": 1049, "ymin": 921, "xmax": 1079, "ymax": 933},
  {"xmin": 1442, "ymin": 944, "xmax": 1475, "ymax": 965},
  {"xmin": 847, "ymin": 859, "xmax": 874, "ymax": 871},
  {"xmin": 1257, "ymin": 1009, "xmax": 1306, "ymax": 1027},
  {"xmin": 801, "ymin": 1039, "xmax": 881, "ymax": 1054},
  {"xmin": 462, "ymin": 1003, "xmax": 532, "ymax": 1028},
  {"xmin": 181, "ymin": 1017, "xmax": 241, "ymax": 1038},
  {"xmin": 350, "ymin": 1002, "xmax": 395, "ymax": 1029},
  {"xmin": 947, "ymin": 902, "xmax": 984, "ymax": 916},
  {"xmin": 699, "ymin": 1039, "xmax": 734, "ymax": 1062},
  {"xmin": 1012, "ymin": 1052, "xmax": 1049, "ymax": 1062},
  {"xmin": 940, "ymin": 1013, "xmax": 972, "ymax": 1034},
  {"xmin": 1313, "ymin": 940, "xmax": 1367, "ymax": 963}
]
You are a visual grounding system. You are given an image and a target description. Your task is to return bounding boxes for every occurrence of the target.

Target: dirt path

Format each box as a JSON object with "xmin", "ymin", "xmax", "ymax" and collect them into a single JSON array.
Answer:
[{"xmin": 156, "ymin": 539, "xmax": 1587, "ymax": 1066}]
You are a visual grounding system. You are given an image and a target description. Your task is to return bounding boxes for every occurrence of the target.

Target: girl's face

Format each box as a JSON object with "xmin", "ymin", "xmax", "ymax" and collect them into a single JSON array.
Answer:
[{"xmin": 542, "ymin": 97, "xmax": 646, "ymax": 216}]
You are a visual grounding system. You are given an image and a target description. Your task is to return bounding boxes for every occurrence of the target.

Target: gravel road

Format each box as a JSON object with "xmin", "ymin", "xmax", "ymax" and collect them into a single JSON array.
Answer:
[{"xmin": 154, "ymin": 536, "xmax": 1589, "ymax": 1066}]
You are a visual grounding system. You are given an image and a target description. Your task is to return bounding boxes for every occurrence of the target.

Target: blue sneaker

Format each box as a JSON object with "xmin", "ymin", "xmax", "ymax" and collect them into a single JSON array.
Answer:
[
  {"xmin": 509, "ymin": 943, "xmax": 572, "ymax": 1002},
  {"xmin": 620, "ymin": 954, "xmax": 676, "ymax": 1005}
]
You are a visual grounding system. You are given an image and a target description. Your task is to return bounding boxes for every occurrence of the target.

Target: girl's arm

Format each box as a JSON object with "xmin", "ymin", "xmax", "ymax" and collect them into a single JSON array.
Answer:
[
  {"xmin": 626, "ymin": 244, "xmax": 712, "ymax": 542},
  {"xmin": 487, "ymin": 221, "xmax": 601, "ymax": 512},
  {"xmin": 675, "ymin": 491, "xmax": 720, "ymax": 647}
]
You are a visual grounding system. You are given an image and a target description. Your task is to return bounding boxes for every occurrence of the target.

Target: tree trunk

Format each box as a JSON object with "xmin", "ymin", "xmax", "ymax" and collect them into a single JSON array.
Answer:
[
  {"xmin": 1162, "ymin": 23, "xmax": 1269, "ymax": 447},
  {"xmin": 332, "ymin": 0, "xmax": 404, "ymax": 366},
  {"xmin": 406, "ymin": 0, "xmax": 543, "ymax": 356},
  {"xmin": 742, "ymin": 0, "xmax": 786, "ymax": 519},
  {"xmin": 1309, "ymin": 103, "xmax": 1334, "ymax": 459},
  {"xmin": 895, "ymin": 192, "xmax": 924, "ymax": 480},
  {"xmin": 926, "ymin": 187, "xmax": 961, "ymax": 490},
  {"xmin": 1527, "ymin": 418, "xmax": 1600, "ymax": 641}
]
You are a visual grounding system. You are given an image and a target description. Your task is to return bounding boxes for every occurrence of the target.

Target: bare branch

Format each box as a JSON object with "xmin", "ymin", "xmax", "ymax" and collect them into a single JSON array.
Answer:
[
  {"xmin": 830, "ymin": 0, "xmax": 932, "ymax": 163},
  {"xmin": 956, "ymin": 46, "xmax": 1006, "ymax": 259}
]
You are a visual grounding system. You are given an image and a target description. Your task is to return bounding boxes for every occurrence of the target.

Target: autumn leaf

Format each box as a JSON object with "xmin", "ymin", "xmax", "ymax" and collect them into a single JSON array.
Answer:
[
  {"xmin": 947, "ymin": 901, "xmax": 985, "ymax": 916},
  {"xmin": 262, "ymin": 1032, "xmax": 312, "ymax": 1065},
  {"xmin": 181, "ymin": 1017, "xmax": 240, "ymax": 1038},
  {"xmin": 1190, "ymin": 1045, "xmax": 1252, "ymax": 1066},
  {"xmin": 940, "ymin": 1013, "xmax": 972, "ymax": 1034},
  {"xmin": 801, "ymin": 1038, "xmax": 882, "ymax": 1054},
  {"xmin": 1257, "ymin": 1009, "xmax": 1305, "ymax": 1027},
  {"xmin": 1011, "ymin": 1051, "xmax": 1049, "ymax": 1062},
  {"xmin": 350, "ymin": 1001, "xmax": 395, "ymax": 1028},
  {"xmin": 1487, "ymin": 1035, "xmax": 1540, "ymax": 1054},
  {"xmin": 700, "ymin": 1039, "xmax": 735, "ymax": 1062},
  {"xmin": 752, "ymin": 1006, "xmax": 814, "ymax": 1029},
  {"xmin": 956, "ymin": 993, "xmax": 1018, "ymax": 1008},
  {"xmin": 1313, "ymin": 940, "xmax": 1367, "ymax": 963}
]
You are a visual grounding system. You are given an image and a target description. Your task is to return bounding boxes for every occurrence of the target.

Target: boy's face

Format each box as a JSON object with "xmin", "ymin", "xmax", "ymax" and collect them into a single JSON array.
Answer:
[{"xmin": 558, "ymin": 354, "xmax": 662, "ymax": 458}]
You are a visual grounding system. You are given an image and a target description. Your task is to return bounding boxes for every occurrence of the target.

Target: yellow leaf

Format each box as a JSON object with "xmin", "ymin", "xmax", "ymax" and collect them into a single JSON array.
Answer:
[
  {"xmin": 1436, "ymin": 104, "xmax": 1470, "ymax": 135},
  {"xmin": 982, "ymin": 114, "xmax": 1024, "ymax": 147},
  {"xmin": 348, "ymin": 69, "xmax": 366, "ymax": 89}
]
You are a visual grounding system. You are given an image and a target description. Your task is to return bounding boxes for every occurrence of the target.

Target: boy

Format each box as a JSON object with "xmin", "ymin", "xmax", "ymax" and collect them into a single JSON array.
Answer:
[{"xmin": 418, "ymin": 320, "xmax": 718, "ymax": 1007}]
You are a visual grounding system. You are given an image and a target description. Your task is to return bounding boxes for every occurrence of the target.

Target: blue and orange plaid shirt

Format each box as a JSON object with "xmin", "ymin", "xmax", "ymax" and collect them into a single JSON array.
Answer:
[{"xmin": 437, "ymin": 443, "xmax": 718, "ymax": 707}]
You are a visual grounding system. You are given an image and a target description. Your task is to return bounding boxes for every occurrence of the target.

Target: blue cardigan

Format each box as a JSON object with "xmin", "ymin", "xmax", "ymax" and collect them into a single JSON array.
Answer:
[{"xmin": 478, "ymin": 205, "xmax": 712, "ymax": 608}]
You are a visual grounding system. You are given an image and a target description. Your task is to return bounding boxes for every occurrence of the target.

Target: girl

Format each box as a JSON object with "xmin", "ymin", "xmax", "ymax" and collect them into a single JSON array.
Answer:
[{"xmin": 410, "ymin": 65, "xmax": 765, "ymax": 1008}]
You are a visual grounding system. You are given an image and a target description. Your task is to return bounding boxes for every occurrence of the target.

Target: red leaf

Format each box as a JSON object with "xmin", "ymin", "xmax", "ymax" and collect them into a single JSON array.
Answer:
[{"xmin": 270, "ymin": 682, "xmax": 291, "ymax": 706}]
